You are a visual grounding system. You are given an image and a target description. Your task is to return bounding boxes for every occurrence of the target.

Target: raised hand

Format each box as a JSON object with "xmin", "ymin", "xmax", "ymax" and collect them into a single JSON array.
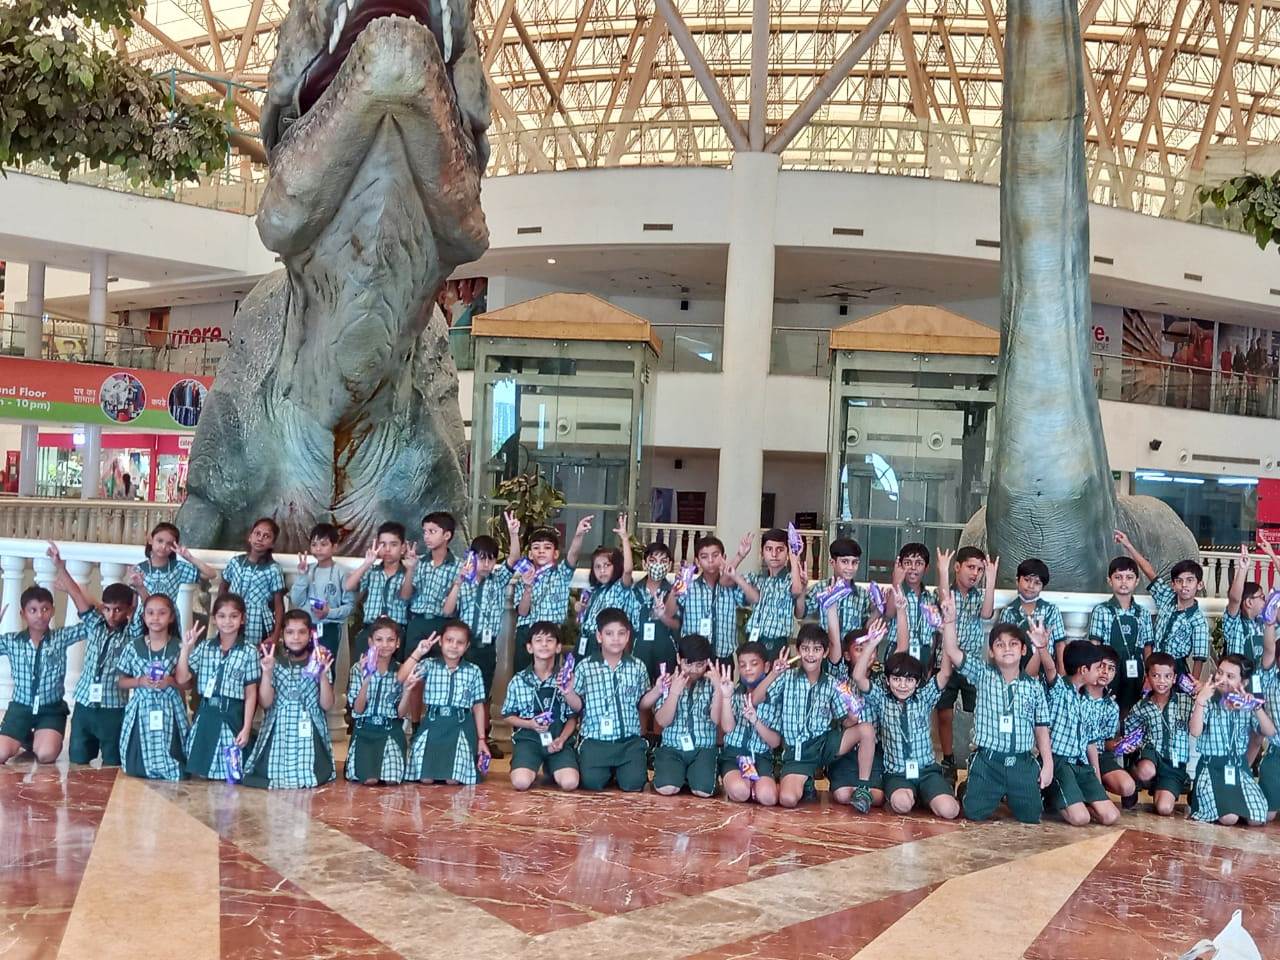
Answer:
[
  {"xmin": 45, "ymin": 540, "xmax": 65, "ymax": 569},
  {"xmin": 182, "ymin": 623, "xmax": 205, "ymax": 649},
  {"xmin": 297, "ymin": 552, "xmax": 310, "ymax": 575},
  {"xmin": 938, "ymin": 590, "xmax": 957, "ymax": 621},
  {"xmin": 576, "ymin": 516, "xmax": 594, "ymax": 537},
  {"xmin": 771, "ymin": 650, "xmax": 789, "ymax": 676},
  {"xmin": 177, "ymin": 544, "xmax": 197, "ymax": 563},
  {"xmin": 891, "ymin": 558, "xmax": 906, "ymax": 587},
  {"xmin": 936, "ymin": 547, "xmax": 955, "ymax": 571},
  {"xmin": 364, "ymin": 545, "xmax": 379, "ymax": 565},
  {"xmin": 1027, "ymin": 617, "xmax": 1049, "ymax": 650},
  {"xmin": 504, "ymin": 510, "xmax": 520, "ymax": 537},
  {"xmin": 741, "ymin": 697, "xmax": 758, "ymax": 724},
  {"xmin": 259, "ymin": 642, "xmax": 275, "ymax": 671},
  {"xmin": 129, "ymin": 566, "xmax": 145, "ymax": 588},
  {"xmin": 403, "ymin": 542, "xmax": 420, "ymax": 571},
  {"xmin": 715, "ymin": 662, "xmax": 735, "ymax": 697},
  {"xmin": 986, "ymin": 555, "xmax": 1000, "ymax": 584},
  {"xmin": 314, "ymin": 645, "xmax": 334, "ymax": 669},
  {"xmin": 1113, "ymin": 529, "xmax": 1133, "ymax": 549},
  {"xmin": 460, "ymin": 553, "xmax": 477, "ymax": 581},
  {"xmin": 415, "ymin": 632, "xmax": 440, "ymax": 659},
  {"xmin": 737, "ymin": 531, "xmax": 755, "ymax": 557},
  {"xmin": 614, "ymin": 511, "xmax": 630, "ymax": 541}
]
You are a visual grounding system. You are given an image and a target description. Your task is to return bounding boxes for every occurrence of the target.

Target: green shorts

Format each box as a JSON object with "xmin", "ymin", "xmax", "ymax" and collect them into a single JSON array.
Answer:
[
  {"xmin": 717, "ymin": 747, "xmax": 776, "ymax": 779},
  {"xmin": 653, "ymin": 745, "xmax": 718, "ymax": 795},
  {"xmin": 1257, "ymin": 749, "xmax": 1280, "ymax": 812},
  {"xmin": 962, "ymin": 748, "xmax": 1044, "ymax": 823},
  {"xmin": 0, "ymin": 700, "xmax": 69, "ymax": 744},
  {"xmin": 828, "ymin": 741, "xmax": 884, "ymax": 791},
  {"xmin": 1044, "ymin": 755, "xmax": 1109, "ymax": 810},
  {"xmin": 510, "ymin": 733, "xmax": 578, "ymax": 776},
  {"xmin": 1134, "ymin": 747, "xmax": 1190, "ymax": 798},
  {"xmin": 780, "ymin": 728, "xmax": 843, "ymax": 779},
  {"xmin": 1097, "ymin": 750, "xmax": 1123, "ymax": 776},
  {"xmin": 578, "ymin": 735, "xmax": 648, "ymax": 792},
  {"xmin": 69, "ymin": 703, "xmax": 125, "ymax": 765},
  {"xmin": 883, "ymin": 763, "xmax": 954, "ymax": 807},
  {"xmin": 937, "ymin": 672, "xmax": 976, "ymax": 712}
]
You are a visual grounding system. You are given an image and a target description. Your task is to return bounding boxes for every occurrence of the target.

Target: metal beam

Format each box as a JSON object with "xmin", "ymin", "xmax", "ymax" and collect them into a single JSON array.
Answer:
[
  {"xmin": 1191, "ymin": 0, "xmax": 1249, "ymax": 168},
  {"xmin": 232, "ymin": 0, "xmax": 266, "ymax": 77},
  {"xmin": 652, "ymin": 0, "xmax": 749, "ymax": 152},
  {"xmin": 767, "ymin": 0, "xmax": 911, "ymax": 153},
  {"xmin": 199, "ymin": 0, "xmax": 227, "ymax": 72},
  {"xmin": 748, "ymin": 0, "xmax": 770, "ymax": 150},
  {"xmin": 604, "ymin": 15, "xmax": 668, "ymax": 166},
  {"xmin": 537, "ymin": 0, "xmax": 596, "ymax": 131},
  {"xmin": 130, "ymin": 14, "xmax": 262, "ymax": 121},
  {"xmin": 510, "ymin": 10, "xmax": 591, "ymax": 166},
  {"xmin": 487, "ymin": 77, "xmax": 554, "ymax": 172},
  {"xmin": 483, "ymin": 0, "xmax": 517, "ymax": 71}
]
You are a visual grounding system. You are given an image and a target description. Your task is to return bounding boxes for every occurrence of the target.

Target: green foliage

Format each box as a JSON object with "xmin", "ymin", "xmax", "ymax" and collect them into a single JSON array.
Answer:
[
  {"xmin": 0, "ymin": 0, "xmax": 229, "ymax": 183},
  {"xmin": 1199, "ymin": 172, "xmax": 1280, "ymax": 252},
  {"xmin": 487, "ymin": 471, "xmax": 566, "ymax": 556}
]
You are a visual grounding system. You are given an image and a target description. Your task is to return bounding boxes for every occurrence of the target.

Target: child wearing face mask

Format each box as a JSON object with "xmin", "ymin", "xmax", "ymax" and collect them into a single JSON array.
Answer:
[
  {"xmin": 573, "ymin": 513, "xmax": 639, "ymax": 658},
  {"xmin": 632, "ymin": 542, "xmax": 678, "ymax": 685}
]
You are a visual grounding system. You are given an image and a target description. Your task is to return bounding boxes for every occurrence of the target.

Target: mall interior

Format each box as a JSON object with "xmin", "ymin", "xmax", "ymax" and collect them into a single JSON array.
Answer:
[{"xmin": 3, "ymin": 0, "xmax": 1280, "ymax": 956}]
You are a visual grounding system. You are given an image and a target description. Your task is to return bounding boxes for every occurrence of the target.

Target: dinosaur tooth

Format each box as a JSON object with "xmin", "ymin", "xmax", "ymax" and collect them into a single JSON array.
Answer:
[{"xmin": 328, "ymin": 2, "xmax": 348, "ymax": 53}]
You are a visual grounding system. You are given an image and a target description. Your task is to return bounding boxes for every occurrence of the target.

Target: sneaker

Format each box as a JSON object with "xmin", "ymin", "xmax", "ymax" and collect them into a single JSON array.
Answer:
[
  {"xmin": 941, "ymin": 759, "xmax": 958, "ymax": 784},
  {"xmin": 1121, "ymin": 790, "xmax": 1139, "ymax": 809},
  {"xmin": 851, "ymin": 785, "xmax": 873, "ymax": 814}
]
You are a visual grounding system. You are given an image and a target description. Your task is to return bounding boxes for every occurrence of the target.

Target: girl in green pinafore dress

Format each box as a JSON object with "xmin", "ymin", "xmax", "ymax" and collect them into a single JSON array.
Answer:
[
  {"xmin": 117, "ymin": 594, "xmax": 194, "ymax": 781},
  {"xmin": 178, "ymin": 593, "xmax": 261, "ymax": 780},
  {"xmin": 242, "ymin": 610, "xmax": 336, "ymax": 789},
  {"xmin": 401, "ymin": 622, "xmax": 488, "ymax": 785},
  {"xmin": 346, "ymin": 617, "xmax": 410, "ymax": 785}
]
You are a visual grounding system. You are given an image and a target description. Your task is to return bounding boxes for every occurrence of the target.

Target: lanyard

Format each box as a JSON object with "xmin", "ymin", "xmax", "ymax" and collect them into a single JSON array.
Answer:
[
  {"xmin": 802, "ymin": 674, "xmax": 820, "ymax": 738},
  {"xmin": 205, "ymin": 642, "xmax": 234, "ymax": 697},
  {"xmin": 898, "ymin": 695, "xmax": 913, "ymax": 759},
  {"xmin": 1108, "ymin": 603, "xmax": 1140, "ymax": 657},
  {"xmin": 1159, "ymin": 698, "xmax": 1175, "ymax": 760},
  {"xmin": 1002, "ymin": 677, "xmax": 1017, "ymax": 751},
  {"xmin": 1160, "ymin": 602, "xmax": 1195, "ymax": 648},
  {"xmin": 28, "ymin": 634, "xmax": 44, "ymax": 704},
  {"xmin": 709, "ymin": 581, "xmax": 719, "ymax": 646},
  {"xmin": 530, "ymin": 673, "xmax": 558, "ymax": 717},
  {"xmin": 94, "ymin": 628, "xmax": 129, "ymax": 683},
  {"xmin": 606, "ymin": 662, "xmax": 627, "ymax": 734},
  {"xmin": 470, "ymin": 577, "xmax": 487, "ymax": 636}
]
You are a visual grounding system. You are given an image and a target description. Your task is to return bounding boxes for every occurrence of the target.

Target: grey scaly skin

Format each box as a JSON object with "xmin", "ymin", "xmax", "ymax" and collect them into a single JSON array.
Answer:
[
  {"xmin": 177, "ymin": 0, "xmax": 488, "ymax": 552},
  {"xmin": 961, "ymin": 0, "xmax": 1196, "ymax": 588}
]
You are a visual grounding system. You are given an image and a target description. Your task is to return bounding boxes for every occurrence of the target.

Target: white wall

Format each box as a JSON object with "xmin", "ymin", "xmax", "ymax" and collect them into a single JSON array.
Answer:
[
  {"xmin": 649, "ymin": 450, "xmax": 719, "ymax": 525},
  {"xmin": 763, "ymin": 454, "xmax": 826, "ymax": 528}
]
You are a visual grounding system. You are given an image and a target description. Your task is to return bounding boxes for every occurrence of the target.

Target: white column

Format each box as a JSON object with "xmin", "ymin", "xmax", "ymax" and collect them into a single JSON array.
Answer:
[
  {"xmin": 715, "ymin": 152, "xmax": 780, "ymax": 567},
  {"xmin": 62, "ymin": 558, "xmax": 93, "ymax": 699},
  {"xmin": 0, "ymin": 556, "xmax": 24, "ymax": 707},
  {"xmin": 81, "ymin": 424, "xmax": 102, "ymax": 500},
  {"xmin": 23, "ymin": 261, "xmax": 45, "ymax": 358},
  {"xmin": 18, "ymin": 424, "xmax": 38, "ymax": 497},
  {"xmin": 88, "ymin": 251, "xmax": 108, "ymax": 362}
]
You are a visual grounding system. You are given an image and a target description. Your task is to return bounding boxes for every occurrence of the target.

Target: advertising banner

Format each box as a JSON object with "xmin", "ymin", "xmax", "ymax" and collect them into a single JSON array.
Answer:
[{"xmin": 0, "ymin": 357, "xmax": 212, "ymax": 431}]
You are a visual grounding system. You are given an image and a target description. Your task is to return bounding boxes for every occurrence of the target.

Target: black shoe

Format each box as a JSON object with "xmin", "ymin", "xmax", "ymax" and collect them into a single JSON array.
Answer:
[
  {"xmin": 941, "ymin": 758, "xmax": 958, "ymax": 784},
  {"xmin": 487, "ymin": 738, "xmax": 504, "ymax": 759},
  {"xmin": 1121, "ymin": 791, "xmax": 1139, "ymax": 809}
]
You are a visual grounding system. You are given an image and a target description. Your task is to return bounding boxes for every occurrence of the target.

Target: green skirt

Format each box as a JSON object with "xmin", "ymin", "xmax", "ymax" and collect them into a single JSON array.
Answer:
[
  {"xmin": 184, "ymin": 697, "xmax": 246, "ymax": 780},
  {"xmin": 241, "ymin": 722, "xmax": 334, "ymax": 790},
  {"xmin": 348, "ymin": 721, "xmax": 408, "ymax": 783},
  {"xmin": 407, "ymin": 709, "xmax": 477, "ymax": 783}
]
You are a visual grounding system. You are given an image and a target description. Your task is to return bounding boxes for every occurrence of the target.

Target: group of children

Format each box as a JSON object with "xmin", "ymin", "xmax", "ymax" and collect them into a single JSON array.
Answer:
[{"xmin": 0, "ymin": 514, "xmax": 1277, "ymax": 830}]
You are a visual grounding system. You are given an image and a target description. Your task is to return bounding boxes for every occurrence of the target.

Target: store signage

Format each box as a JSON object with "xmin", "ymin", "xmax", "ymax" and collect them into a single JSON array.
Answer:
[{"xmin": 0, "ymin": 357, "xmax": 212, "ymax": 431}]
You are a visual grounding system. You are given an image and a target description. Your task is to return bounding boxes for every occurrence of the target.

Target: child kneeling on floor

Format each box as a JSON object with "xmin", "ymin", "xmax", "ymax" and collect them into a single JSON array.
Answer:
[
  {"xmin": 717, "ymin": 641, "xmax": 782, "ymax": 806},
  {"xmin": 501, "ymin": 621, "xmax": 580, "ymax": 791},
  {"xmin": 345, "ymin": 617, "xmax": 410, "ymax": 785},
  {"xmin": 649, "ymin": 634, "xmax": 721, "ymax": 798},
  {"xmin": 401, "ymin": 620, "xmax": 488, "ymax": 785}
]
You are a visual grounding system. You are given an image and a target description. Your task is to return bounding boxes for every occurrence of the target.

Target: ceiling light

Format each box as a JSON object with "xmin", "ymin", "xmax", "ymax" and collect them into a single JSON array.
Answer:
[{"xmin": 546, "ymin": 258, "xmax": 557, "ymax": 265}]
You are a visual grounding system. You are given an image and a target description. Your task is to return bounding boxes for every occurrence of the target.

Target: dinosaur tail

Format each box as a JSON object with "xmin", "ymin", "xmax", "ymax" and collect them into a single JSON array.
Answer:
[{"xmin": 986, "ymin": 0, "xmax": 1117, "ymax": 590}]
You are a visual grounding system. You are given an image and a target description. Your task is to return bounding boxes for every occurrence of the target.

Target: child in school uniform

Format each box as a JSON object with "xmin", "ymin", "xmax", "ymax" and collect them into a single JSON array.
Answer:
[
  {"xmin": 1086, "ymin": 554, "xmax": 1153, "ymax": 714},
  {"xmin": 178, "ymin": 593, "xmax": 261, "ymax": 780},
  {"xmin": 401, "ymin": 620, "xmax": 488, "ymax": 784},
  {"xmin": 345, "ymin": 617, "xmax": 410, "ymax": 785},
  {"xmin": 130, "ymin": 522, "xmax": 216, "ymax": 630},
  {"xmin": 1089, "ymin": 647, "xmax": 1138, "ymax": 808},
  {"xmin": 1034, "ymin": 639, "xmax": 1121, "ymax": 827},
  {"xmin": 667, "ymin": 536, "xmax": 747, "ymax": 667},
  {"xmin": 291, "ymin": 523, "xmax": 354, "ymax": 678},
  {"xmin": 0, "ymin": 544, "xmax": 87, "ymax": 765},
  {"xmin": 1114, "ymin": 530, "xmax": 1209, "ymax": 677},
  {"xmin": 718, "ymin": 641, "xmax": 782, "ymax": 806},
  {"xmin": 826, "ymin": 621, "xmax": 889, "ymax": 813},
  {"xmin": 501, "ymin": 621, "xmax": 579, "ymax": 791},
  {"xmin": 998, "ymin": 558, "xmax": 1067, "ymax": 675},
  {"xmin": 1223, "ymin": 543, "xmax": 1266, "ymax": 665},
  {"xmin": 739, "ymin": 529, "xmax": 807, "ymax": 660},
  {"xmin": 851, "ymin": 594, "xmax": 959, "ymax": 819},
  {"xmin": 562, "ymin": 608, "xmax": 650, "ymax": 792},
  {"xmin": 219, "ymin": 518, "xmax": 286, "ymax": 647},
  {"xmin": 514, "ymin": 520, "xmax": 591, "ymax": 673},
  {"xmin": 752, "ymin": 623, "xmax": 869, "ymax": 810},
  {"xmin": 939, "ymin": 617, "xmax": 1052, "ymax": 824},
  {"xmin": 936, "ymin": 547, "xmax": 998, "ymax": 781},
  {"xmin": 402, "ymin": 511, "xmax": 461, "ymax": 650},
  {"xmin": 345, "ymin": 522, "xmax": 413, "ymax": 657},
  {"xmin": 632, "ymin": 542, "xmax": 678, "ymax": 686},
  {"xmin": 1122, "ymin": 652, "xmax": 1195, "ymax": 816},
  {"xmin": 886, "ymin": 542, "xmax": 938, "ymax": 666},
  {"xmin": 805, "ymin": 537, "xmax": 872, "ymax": 654},
  {"xmin": 242, "ymin": 609, "xmax": 336, "ymax": 789},
  {"xmin": 574, "ymin": 514, "xmax": 639, "ymax": 658},
  {"xmin": 1189, "ymin": 653, "xmax": 1276, "ymax": 826},
  {"xmin": 60, "ymin": 569, "xmax": 138, "ymax": 767},
  {"xmin": 647, "ymin": 634, "xmax": 720, "ymax": 798},
  {"xmin": 117, "ymin": 594, "xmax": 196, "ymax": 780},
  {"xmin": 1254, "ymin": 619, "xmax": 1280, "ymax": 815}
]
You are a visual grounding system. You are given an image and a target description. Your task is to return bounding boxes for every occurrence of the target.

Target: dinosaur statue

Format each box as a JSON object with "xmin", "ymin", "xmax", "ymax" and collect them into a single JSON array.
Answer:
[
  {"xmin": 177, "ymin": 0, "xmax": 490, "ymax": 551},
  {"xmin": 960, "ymin": 0, "xmax": 1197, "ymax": 590}
]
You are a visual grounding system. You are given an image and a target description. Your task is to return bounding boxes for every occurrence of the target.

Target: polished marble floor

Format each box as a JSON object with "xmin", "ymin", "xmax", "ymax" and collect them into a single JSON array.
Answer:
[{"xmin": 3, "ymin": 758, "xmax": 1278, "ymax": 960}]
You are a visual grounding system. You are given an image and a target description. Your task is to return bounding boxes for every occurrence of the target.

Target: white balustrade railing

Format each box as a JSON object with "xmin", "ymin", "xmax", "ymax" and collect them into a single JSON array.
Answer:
[
  {"xmin": 0, "ymin": 498, "xmax": 179, "ymax": 545},
  {"xmin": 1198, "ymin": 550, "xmax": 1277, "ymax": 599}
]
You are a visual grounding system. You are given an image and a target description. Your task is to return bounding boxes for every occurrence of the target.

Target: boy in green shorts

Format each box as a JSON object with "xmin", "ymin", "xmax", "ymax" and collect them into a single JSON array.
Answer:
[
  {"xmin": 998, "ymin": 558, "xmax": 1066, "ymax": 675},
  {"xmin": 1086, "ymin": 554, "xmax": 1153, "ymax": 713},
  {"xmin": 717, "ymin": 641, "xmax": 782, "ymax": 806},
  {"xmin": 401, "ymin": 511, "xmax": 460, "ymax": 650},
  {"xmin": 739, "ymin": 529, "xmax": 807, "ymax": 659},
  {"xmin": 632, "ymin": 541, "xmax": 678, "ymax": 685},
  {"xmin": 1034, "ymin": 639, "xmax": 1121, "ymax": 827},
  {"xmin": 501, "ymin": 621, "xmax": 579, "ymax": 791},
  {"xmin": 1114, "ymin": 530, "xmax": 1208, "ymax": 677},
  {"xmin": 1089, "ymin": 647, "xmax": 1138, "ymax": 808},
  {"xmin": 514, "ymin": 519, "xmax": 591, "ymax": 672},
  {"xmin": 936, "ymin": 547, "xmax": 998, "ymax": 781},
  {"xmin": 940, "ymin": 616, "xmax": 1052, "ymax": 823},
  {"xmin": 562, "ymin": 608, "xmax": 649, "ymax": 792},
  {"xmin": 62, "ymin": 571, "xmax": 138, "ymax": 767},
  {"xmin": 649, "ymin": 634, "xmax": 720, "ymax": 797},
  {"xmin": 753, "ymin": 623, "xmax": 870, "ymax": 810},
  {"xmin": 1122, "ymin": 652, "xmax": 1194, "ymax": 816}
]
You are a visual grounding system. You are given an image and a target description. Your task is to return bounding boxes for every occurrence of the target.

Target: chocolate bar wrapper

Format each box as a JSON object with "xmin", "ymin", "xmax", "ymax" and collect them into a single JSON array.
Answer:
[
  {"xmin": 1263, "ymin": 589, "xmax": 1280, "ymax": 625},
  {"xmin": 922, "ymin": 604, "xmax": 942, "ymax": 631},
  {"xmin": 1224, "ymin": 691, "xmax": 1264, "ymax": 711},
  {"xmin": 1176, "ymin": 673, "xmax": 1197, "ymax": 695},
  {"xmin": 224, "ymin": 744, "xmax": 243, "ymax": 784},
  {"xmin": 146, "ymin": 661, "xmax": 167, "ymax": 682},
  {"xmin": 462, "ymin": 550, "xmax": 479, "ymax": 584},
  {"xmin": 868, "ymin": 582, "xmax": 886, "ymax": 614},
  {"xmin": 737, "ymin": 754, "xmax": 761, "ymax": 782},
  {"xmin": 1112, "ymin": 726, "xmax": 1144, "ymax": 757},
  {"xmin": 512, "ymin": 557, "xmax": 534, "ymax": 577},
  {"xmin": 818, "ymin": 580, "xmax": 852, "ymax": 612},
  {"xmin": 477, "ymin": 752, "xmax": 491, "ymax": 776},
  {"xmin": 786, "ymin": 522, "xmax": 803, "ymax": 556},
  {"xmin": 556, "ymin": 653, "xmax": 576, "ymax": 689},
  {"xmin": 577, "ymin": 589, "xmax": 593, "ymax": 625}
]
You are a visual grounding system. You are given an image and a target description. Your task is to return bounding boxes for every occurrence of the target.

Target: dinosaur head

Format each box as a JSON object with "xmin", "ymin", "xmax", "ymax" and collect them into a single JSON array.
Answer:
[{"xmin": 260, "ymin": 0, "xmax": 484, "ymax": 163}]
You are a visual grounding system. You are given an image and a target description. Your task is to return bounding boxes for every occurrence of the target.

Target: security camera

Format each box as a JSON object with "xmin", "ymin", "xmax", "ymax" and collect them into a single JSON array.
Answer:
[{"xmin": 1149, "ymin": 439, "xmax": 1162, "ymax": 451}]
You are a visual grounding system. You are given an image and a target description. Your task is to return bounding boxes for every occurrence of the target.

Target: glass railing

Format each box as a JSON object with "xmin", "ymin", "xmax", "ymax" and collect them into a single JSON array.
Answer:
[
  {"xmin": 770, "ymin": 326, "xmax": 831, "ymax": 377},
  {"xmin": 1092, "ymin": 352, "xmax": 1280, "ymax": 419},
  {"xmin": 0, "ymin": 312, "xmax": 226, "ymax": 377},
  {"xmin": 649, "ymin": 323, "xmax": 724, "ymax": 373}
]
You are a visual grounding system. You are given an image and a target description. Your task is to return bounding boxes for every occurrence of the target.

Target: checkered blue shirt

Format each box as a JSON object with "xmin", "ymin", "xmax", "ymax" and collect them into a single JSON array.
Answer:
[
  {"xmin": 409, "ymin": 554, "xmax": 461, "ymax": 617},
  {"xmin": 1124, "ymin": 693, "xmax": 1194, "ymax": 764},
  {"xmin": 1149, "ymin": 578, "xmax": 1210, "ymax": 661},
  {"xmin": 1222, "ymin": 612, "xmax": 1264, "ymax": 663},
  {"xmin": 346, "ymin": 664, "xmax": 404, "ymax": 721},
  {"xmin": 957, "ymin": 654, "xmax": 1050, "ymax": 753},
  {"xmin": 359, "ymin": 565, "xmax": 411, "ymax": 625},
  {"xmin": 188, "ymin": 639, "xmax": 261, "ymax": 701},
  {"xmin": 245, "ymin": 659, "xmax": 333, "ymax": 788},
  {"xmin": 1195, "ymin": 697, "xmax": 1262, "ymax": 762},
  {"xmin": 455, "ymin": 565, "xmax": 513, "ymax": 640},
  {"xmin": 1086, "ymin": 598, "xmax": 1153, "ymax": 661},
  {"xmin": 516, "ymin": 560, "xmax": 574, "ymax": 627},
  {"xmin": 998, "ymin": 598, "xmax": 1066, "ymax": 650},
  {"xmin": 676, "ymin": 576, "xmax": 745, "ymax": 659},
  {"xmin": 951, "ymin": 585, "xmax": 988, "ymax": 656},
  {"xmin": 803, "ymin": 579, "xmax": 871, "ymax": 637},
  {"xmin": 501, "ymin": 666, "xmax": 577, "ymax": 739},
  {"xmin": 571, "ymin": 655, "xmax": 648, "ymax": 740},
  {"xmin": 289, "ymin": 565, "xmax": 354, "ymax": 626},
  {"xmin": 867, "ymin": 679, "xmax": 942, "ymax": 775},
  {"xmin": 1259, "ymin": 667, "xmax": 1280, "ymax": 748},
  {"xmin": 138, "ymin": 557, "xmax": 200, "ymax": 600},
  {"xmin": 72, "ymin": 609, "xmax": 139, "ymax": 709},
  {"xmin": 0, "ymin": 625, "xmax": 84, "ymax": 710},
  {"xmin": 723, "ymin": 685, "xmax": 779, "ymax": 755},
  {"xmin": 656, "ymin": 677, "xmax": 717, "ymax": 750},
  {"xmin": 1084, "ymin": 693, "xmax": 1119, "ymax": 747},
  {"xmin": 221, "ymin": 554, "xmax": 285, "ymax": 642},
  {"xmin": 412, "ymin": 657, "xmax": 484, "ymax": 711},
  {"xmin": 743, "ymin": 569, "xmax": 799, "ymax": 639},
  {"xmin": 581, "ymin": 579, "xmax": 641, "ymax": 637},
  {"xmin": 898, "ymin": 585, "xmax": 939, "ymax": 657},
  {"xmin": 1045, "ymin": 678, "xmax": 1096, "ymax": 763},
  {"xmin": 764, "ymin": 669, "xmax": 848, "ymax": 745}
]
